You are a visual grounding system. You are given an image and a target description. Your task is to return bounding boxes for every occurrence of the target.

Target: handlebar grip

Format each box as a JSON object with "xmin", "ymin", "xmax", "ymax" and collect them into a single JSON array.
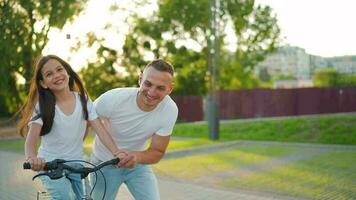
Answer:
[
  {"xmin": 111, "ymin": 158, "xmax": 120, "ymax": 165},
  {"xmin": 23, "ymin": 162, "xmax": 31, "ymax": 169}
]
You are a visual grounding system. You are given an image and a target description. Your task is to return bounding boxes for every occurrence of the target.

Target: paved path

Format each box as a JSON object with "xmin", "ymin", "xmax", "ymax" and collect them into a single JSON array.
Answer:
[
  {"xmin": 4, "ymin": 139, "xmax": 354, "ymax": 200},
  {"xmin": 0, "ymin": 149, "xmax": 301, "ymax": 200}
]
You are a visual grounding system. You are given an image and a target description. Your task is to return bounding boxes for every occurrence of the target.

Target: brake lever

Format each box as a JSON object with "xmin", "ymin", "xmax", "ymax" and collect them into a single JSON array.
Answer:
[
  {"xmin": 32, "ymin": 166, "xmax": 65, "ymax": 181},
  {"xmin": 32, "ymin": 172, "xmax": 49, "ymax": 181}
]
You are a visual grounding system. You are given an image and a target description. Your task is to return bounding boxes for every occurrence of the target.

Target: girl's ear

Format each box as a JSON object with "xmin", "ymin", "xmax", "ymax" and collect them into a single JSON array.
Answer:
[{"xmin": 40, "ymin": 80, "xmax": 48, "ymax": 89}]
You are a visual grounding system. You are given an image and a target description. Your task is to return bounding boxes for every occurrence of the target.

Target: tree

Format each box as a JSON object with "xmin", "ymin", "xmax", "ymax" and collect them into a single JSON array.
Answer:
[
  {"xmin": 336, "ymin": 74, "xmax": 356, "ymax": 87},
  {"xmin": 274, "ymin": 73, "xmax": 297, "ymax": 81},
  {"xmin": 0, "ymin": 0, "xmax": 86, "ymax": 114},
  {"xmin": 313, "ymin": 68, "xmax": 356, "ymax": 87},
  {"xmin": 313, "ymin": 68, "xmax": 338, "ymax": 87},
  {"xmin": 121, "ymin": 0, "xmax": 280, "ymax": 95},
  {"xmin": 72, "ymin": 0, "xmax": 151, "ymax": 98},
  {"xmin": 79, "ymin": 45, "xmax": 138, "ymax": 99}
]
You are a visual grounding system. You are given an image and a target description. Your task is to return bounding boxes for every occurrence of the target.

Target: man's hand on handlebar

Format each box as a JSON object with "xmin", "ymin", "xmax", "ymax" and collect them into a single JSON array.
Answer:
[{"xmin": 113, "ymin": 149, "xmax": 137, "ymax": 168}]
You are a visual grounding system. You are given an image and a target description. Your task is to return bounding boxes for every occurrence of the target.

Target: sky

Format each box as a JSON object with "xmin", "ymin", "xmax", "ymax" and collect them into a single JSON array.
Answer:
[
  {"xmin": 44, "ymin": 0, "xmax": 356, "ymax": 70},
  {"xmin": 255, "ymin": 0, "xmax": 356, "ymax": 57}
]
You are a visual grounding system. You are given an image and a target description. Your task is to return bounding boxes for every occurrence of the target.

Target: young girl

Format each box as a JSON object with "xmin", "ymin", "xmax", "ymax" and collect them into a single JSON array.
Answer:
[{"xmin": 18, "ymin": 55, "xmax": 121, "ymax": 200}]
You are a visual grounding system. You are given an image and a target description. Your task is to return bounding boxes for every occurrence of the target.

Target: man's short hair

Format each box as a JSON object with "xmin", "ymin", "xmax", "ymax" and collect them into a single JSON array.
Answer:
[{"xmin": 145, "ymin": 59, "xmax": 174, "ymax": 76}]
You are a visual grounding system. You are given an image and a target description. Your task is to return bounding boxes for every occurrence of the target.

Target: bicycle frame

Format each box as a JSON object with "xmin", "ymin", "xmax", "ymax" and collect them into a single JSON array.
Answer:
[
  {"xmin": 35, "ymin": 177, "xmax": 91, "ymax": 200},
  {"xmin": 36, "ymin": 178, "xmax": 93, "ymax": 200},
  {"xmin": 24, "ymin": 158, "xmax": 120, "ymax": 200}
]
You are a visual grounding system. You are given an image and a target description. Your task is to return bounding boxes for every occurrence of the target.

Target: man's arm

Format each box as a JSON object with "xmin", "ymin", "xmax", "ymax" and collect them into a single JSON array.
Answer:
[{"xmin": 119, "ymin": 134, "xmax": 170, "ymax": 168}]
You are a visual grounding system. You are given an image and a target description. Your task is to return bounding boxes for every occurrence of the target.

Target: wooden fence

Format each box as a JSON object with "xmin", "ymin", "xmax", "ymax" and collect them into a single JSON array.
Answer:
[{"xmin": 172, "ymin": 87, "xmax": 356, "ymax": 122}]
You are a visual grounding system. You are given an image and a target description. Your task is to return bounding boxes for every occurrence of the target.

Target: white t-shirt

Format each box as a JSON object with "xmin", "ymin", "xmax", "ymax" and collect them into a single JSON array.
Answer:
[
  {"xmin": 93, "ymin": 88, "xmax": 178, "ymax": 161},
  {"xmin": 29, "ymin": 92, "xmax": 98, "ymax": 162}
]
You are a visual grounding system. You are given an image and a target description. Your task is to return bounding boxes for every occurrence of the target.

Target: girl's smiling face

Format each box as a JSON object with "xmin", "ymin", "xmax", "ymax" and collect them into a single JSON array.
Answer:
[{"xmin": 40, "ymin": 59, "xmax": 70, "ymax": 92}]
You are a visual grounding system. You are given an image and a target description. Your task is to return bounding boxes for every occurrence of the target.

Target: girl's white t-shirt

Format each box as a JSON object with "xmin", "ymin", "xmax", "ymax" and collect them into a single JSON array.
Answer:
[
  {"xmin": 29, "ymin": 92, "xmax": 97, "ymax": 162},
  {"xmin": 93, "ymin": 88, "xmax": 178, "ymax": 161}
]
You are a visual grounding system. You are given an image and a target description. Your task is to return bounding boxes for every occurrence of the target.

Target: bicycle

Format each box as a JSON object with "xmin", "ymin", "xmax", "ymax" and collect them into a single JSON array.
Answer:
[{"xmin": 23, "ymin": 158, "xmax": 120, "ymax": 200}]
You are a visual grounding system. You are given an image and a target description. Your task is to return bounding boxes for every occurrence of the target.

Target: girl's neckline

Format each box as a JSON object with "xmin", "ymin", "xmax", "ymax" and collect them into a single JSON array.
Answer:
[{"xmin": 55, "ymin": 92, "xmax": 77, "ymax": 117}]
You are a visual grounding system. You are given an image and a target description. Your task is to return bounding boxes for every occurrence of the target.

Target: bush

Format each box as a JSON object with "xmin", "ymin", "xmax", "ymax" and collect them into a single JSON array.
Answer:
[
  {"xmin": 313, "ymin": 68, "xmax": 338, "ymax": 87},
  {"xmin": 336, "ymin": 74, "xmax": 356, "ymax": 86}
]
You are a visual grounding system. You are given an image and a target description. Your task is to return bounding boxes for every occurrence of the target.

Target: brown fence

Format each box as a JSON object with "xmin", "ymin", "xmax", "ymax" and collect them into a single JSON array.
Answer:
[
  {"xmin": 172, "ymin": 96, "xmax": 204, "ymax": 122},
  {"xmin": 173, "ymin": 87, "xmax": 356, "ymax": 122}
]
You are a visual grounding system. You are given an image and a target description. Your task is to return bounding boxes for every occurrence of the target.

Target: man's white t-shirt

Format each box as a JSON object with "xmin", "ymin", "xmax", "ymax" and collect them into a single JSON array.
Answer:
[
  {"xmin": 93, "ymin": 88, "xmax": 178, "ymax": 161},
  {"xmin": 29, "ymin": 92, "xmax": 98, "ymax": 162}
]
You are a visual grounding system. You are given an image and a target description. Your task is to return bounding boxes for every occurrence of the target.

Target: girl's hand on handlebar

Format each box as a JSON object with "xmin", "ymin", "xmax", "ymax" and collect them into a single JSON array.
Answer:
[{"xmin": 26, "ymin": 157, "xmax": 46, "ymax": 171}]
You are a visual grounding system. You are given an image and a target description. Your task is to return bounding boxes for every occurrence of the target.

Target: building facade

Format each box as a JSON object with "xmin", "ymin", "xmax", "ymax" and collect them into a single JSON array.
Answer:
[{"xmin": 256, "ymin": 45, "xmax": 356, "ymax": 81}]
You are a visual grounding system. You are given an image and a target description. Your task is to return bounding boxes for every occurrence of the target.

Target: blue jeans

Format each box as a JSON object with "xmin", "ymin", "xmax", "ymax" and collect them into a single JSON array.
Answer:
[
  {"xmin": 39, "ymin": 162, "xmax": 84, "ymax": 200},
  {"xmin": 90, "ymin": 155, "xmax": 160, "ymax": 200}
]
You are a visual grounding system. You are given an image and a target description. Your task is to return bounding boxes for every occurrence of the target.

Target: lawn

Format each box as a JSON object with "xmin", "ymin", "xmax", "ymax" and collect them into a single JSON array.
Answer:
[
  {"xmin": 173, "ymin": 114, "xmax": 356, "ymax": 145},
  {"xmin": 217, "ymin": 149, "xmax": 356, "ymax": 199},
  {"xmin": 153, "ymin": 144, "xmax": 356, "ymax": 200},
  {"xmin": 1, "ymin": 113, "xmax": 355, "ymax": 199},
  {"xmin": 154, "ymin": 145, "xmax": 301, "ymax": 179},
  {"xmin": 0, "ymin": 134, "xmax": 214, "ymax": 154}
]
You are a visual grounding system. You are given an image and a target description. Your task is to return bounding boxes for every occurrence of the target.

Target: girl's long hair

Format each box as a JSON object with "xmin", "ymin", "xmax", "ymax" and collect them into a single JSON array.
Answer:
[{"xmin": 18, "ymin": 55, "xmax": 89, "ymax": 137}]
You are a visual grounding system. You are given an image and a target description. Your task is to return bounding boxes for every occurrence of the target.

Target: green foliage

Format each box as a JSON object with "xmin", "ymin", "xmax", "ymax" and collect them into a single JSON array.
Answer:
[
  {"xmin": 313, "ymin": 68, "xmax": 356, "ymax": 87},
  {"xmin": 313, "ymin": 68, "xmax": 338, "ymax": 87},
  {"xmin": 79, "ymin": 45, "xmax": 138, "ymax": 99},
  {"xmin": 0, "ymin": 98, "xmax": 10, "ymax": 117},
  {"xmin": 335, "ymin": 74, "xmax": 356, "ymax": 86},
  {"xmin": 273, "ymin": 73, "xmax": 297, "ymax": 81},
  {"xmin": 173, "ymin": 114, "xmax": 356, "ymax": 145},
  {"xmin": 220, "ymin": 54, "xmax": 264, "ymax": 89},
  {"xmin": 121, "ymin": 0, "xmax": 281, "ymax": 95},
  {"xmin": 172, "ymin": 49, "xmax": 208, "ymax": 95},
  {"xmin": 0, "ymin": 0, "xmax": 87, "ymax": 114},
  {"xmin": 258, "ymin": 67, "xmax": 271, "ymax": 82}
]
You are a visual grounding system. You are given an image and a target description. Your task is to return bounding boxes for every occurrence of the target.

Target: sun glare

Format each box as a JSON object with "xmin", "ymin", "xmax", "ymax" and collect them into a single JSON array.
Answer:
[{"xmin": 43, "ymin": 0, "xmax": 356, "ymax": 72}]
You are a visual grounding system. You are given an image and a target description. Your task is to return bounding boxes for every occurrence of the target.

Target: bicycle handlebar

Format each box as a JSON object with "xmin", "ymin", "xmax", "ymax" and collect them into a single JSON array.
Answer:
[
  {"xmin": 23, "ymin": 159, "xmax": 67, "ymax": 171},
  {"xmin": 23, "ymin": 158, "xmax": 120, "ymax": 180}
]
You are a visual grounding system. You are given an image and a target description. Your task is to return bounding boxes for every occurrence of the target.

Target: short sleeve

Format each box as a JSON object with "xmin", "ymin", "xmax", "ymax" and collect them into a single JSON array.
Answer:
[
  {"xmin": 87, "ymin": 97, "xmax": 98, "ymax": 121},
  {"xmin": 94, "ymin": 89, "xmax": 117, "ymax": 118},
  {"xmin": 28, "ymin": 103, "xmax": 43, "ymax": 125},
  {"xmin": 156, "ymin": 102, "xmax": 178, "ymax": 136}
]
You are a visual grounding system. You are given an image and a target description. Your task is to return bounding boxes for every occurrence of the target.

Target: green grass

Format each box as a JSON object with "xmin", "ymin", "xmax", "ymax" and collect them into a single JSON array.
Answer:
[
  {"xmin": 0, "ymin": 139, "xmax": 25, "ymax": 152},
  {"xmin": 219, "ymin": 150, "xmax": 356, "ymax": 200},
  {"xmin": 0, "ymin": 135, "xmax": 213, "ymax": 154},
  {"xmin": 0, "ymin": 135, "xmax": 96, "ymax": 154},
  {"xmin": 153, "ymin": 144, "xmax": 356, "ymax": 200},
  {"xmin": 166, "ymin": 138, "xmax": 215, "ymax": 151},
  {"xmin": 1, "ymin": 114, "xmax": 355, "ymax": 153},
  {"xmin": 154, "ymin": 145, "xmax": 300, "ymax": 179},
  {"xmin": 1, "ymin": 114, "xmax": 355, "ymax": 199},
  {"xmin": 173, "ymin": 114, "xmax": 356, "ymax": 145}
]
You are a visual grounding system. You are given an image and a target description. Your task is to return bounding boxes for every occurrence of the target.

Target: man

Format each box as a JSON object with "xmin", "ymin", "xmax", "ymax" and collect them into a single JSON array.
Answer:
[{"xmin": 90, "ymin": 59, "xmax": 178, "ymax": 200}]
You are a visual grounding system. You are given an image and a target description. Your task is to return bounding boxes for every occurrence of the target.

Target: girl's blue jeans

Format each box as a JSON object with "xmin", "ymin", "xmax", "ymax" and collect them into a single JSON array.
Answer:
[{"xmin": 39, "ymin": 162, "xmax": 84, "ymax": 200}]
